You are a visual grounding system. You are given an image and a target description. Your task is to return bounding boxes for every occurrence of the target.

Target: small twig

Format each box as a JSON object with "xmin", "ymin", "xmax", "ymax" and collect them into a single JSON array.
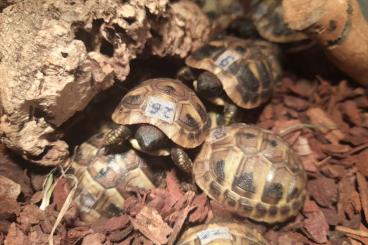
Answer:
[
  {"xmin": 335, "ymin": 226, "xmax": 368, "ymax": 238},
  {"xmin": 278, "ymin": 123, "xmax": 335, "ymax": 138},
  {"xmin": 48, "ymin": 166, "xmax": 78, "ymax": 245},
  {"xmin": 315, "ymin": 156, "xmax": 332, "ymax": 167}
]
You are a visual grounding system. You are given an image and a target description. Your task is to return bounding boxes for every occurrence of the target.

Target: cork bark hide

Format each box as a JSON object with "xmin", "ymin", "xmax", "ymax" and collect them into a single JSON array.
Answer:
[
  {"xmin": 0, "ymin": 0, "xmax": 210, "ymax": 166},
  {"xmin": 283, "ymin": 0, "xmax": 368, "ymax": 87}
]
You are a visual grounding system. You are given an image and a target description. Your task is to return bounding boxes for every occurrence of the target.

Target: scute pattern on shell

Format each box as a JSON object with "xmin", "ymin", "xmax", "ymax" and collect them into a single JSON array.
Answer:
[
  {"xmin": 177, "ymin": 222, "xmax": 269, "ymax": 245},
  {"xmin": 249, "ymin": 0, "xmax": 308, "ymax": 43},
  {"xmin": 186, "ymin": 36, "xmax": 281, "ymax": 109},
  {"xmin": 71, "ymin": 129, "xmax": 161, "ymax": 223},
  {"xmin": 193, "ymin": 123, "xmax": 307, "ymax": 223},
  {"xmin": 112, "ymin": 78, "xmax": 210, "ymax": 148}
]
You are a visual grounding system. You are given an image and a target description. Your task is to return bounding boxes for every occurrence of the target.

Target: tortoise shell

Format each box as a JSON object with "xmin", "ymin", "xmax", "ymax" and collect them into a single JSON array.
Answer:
[
  {"xmin": 193, "ymin": 124, "xmax": 307, "ymax": 223},
  {"xmin": 70, "ymin": 129, "xmax": 163, "ymax": 223},
  {"xmin": 196, "ymin": 0, "xmax": 244, "ymax": 32},
  {"xmin": 177, "ymin": 222, "xmax": 268, "ymax": 245},
  {"xmin": 112, "ymin": 78, "xmax": 210, "ymax": 148},
  {"xmin": 249, "ymin": 0, "xmax": 308, "ymax": 43},
  {"xmin": 185, "ymin": 36, "xmax": 281, "ymax": 109}
]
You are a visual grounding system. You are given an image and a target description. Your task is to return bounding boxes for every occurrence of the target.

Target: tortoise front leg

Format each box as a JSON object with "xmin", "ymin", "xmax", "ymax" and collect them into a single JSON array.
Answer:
[
  {"xmin": 103, "ymin": 124, "xmax": 132, "ymax": 147},
  {"xmin": 222, "ymin": 102, "xmax": 239, "ymax": 126},
  {"xmin": 170, "ymin": 147, "xmax": 193, "ymax": 174}
]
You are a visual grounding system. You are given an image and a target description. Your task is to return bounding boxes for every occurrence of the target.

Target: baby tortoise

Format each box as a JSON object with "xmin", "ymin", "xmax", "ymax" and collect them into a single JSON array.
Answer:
[
  {"xmin": 194, "ymin": 0, "xmax": 245, "ymax": 32},
  {"xmin": 181, "ymin": 36, "xmax": 281, "ymax": 125},
  {"xmin": 247, "ymin": 0, "xmax": 308, "ymax": 43},
  {"xmin": 104, "ymin": 78, "xmax": 210, "ymax": 174},
  {"xmin": 69, "ymin": 127, "xmax": 164, "ymax": 223},
  {"xmin": 177, "ymin": 222, "xmax": 268, "ymax": 245},
  {"xmin": 193, "ymin": 123, "xmax": 307, "ymax": 223}
]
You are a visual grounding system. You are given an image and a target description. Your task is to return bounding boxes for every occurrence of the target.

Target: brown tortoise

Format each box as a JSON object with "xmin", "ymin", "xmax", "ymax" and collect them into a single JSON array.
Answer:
[
  {"xmin": 193, "ymin": 123, "xmax": 307, "ymax": 223},
  {"xmin": 248, "ymin": 0, "xmax": 308, "ymax": 43},
  {"xmin": 195, "ymin": 0, "xmax": 245, "ymax": 32},
  {"xmin": 70, "ymin": 125, "xmax": 164, "ymax": 223},
  {"xmin": 177, "ymin": 222, "xmax": 269, "ymax": 245},
  {"xmin": 181, "ymin": 36, "xmax": 281, "ymax": 126},
  {"xmin": 104, "ymin": 78, "xmax": 210, "ymax": 173}
]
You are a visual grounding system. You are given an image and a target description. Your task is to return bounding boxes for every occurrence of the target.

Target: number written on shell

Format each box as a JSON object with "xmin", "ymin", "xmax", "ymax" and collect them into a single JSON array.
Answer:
[{"xmin": 144, "ymin": 96, "xmax": 176, "ymax": 123}]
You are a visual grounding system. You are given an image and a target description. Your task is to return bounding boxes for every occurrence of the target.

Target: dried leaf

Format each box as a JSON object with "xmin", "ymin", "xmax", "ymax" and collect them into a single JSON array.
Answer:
[{"xmin": 130, "ymin": 206, "xmax": 172, "ymax": 245}]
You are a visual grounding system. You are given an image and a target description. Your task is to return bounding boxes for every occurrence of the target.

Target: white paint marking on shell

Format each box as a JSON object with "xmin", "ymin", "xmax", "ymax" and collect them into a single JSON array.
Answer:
[
  {"xmin": 78, "ymin": 192, "xmax": 97, "ymax": 213},
  {"xmin": 108, "ymin": 155, "xmax": 123, "ymax": 172},
  {"xmin": 197, "ymin": 227, "xmax": 233, "ymax": 244},
  {"xmin": 144, "ymin": 96, "xmax": 176, "ymax": 124},
  {"xmin": 212, "ymin": 126, "xmax": 226, "ymax": 141},
  {"xmin": 215, "ymin": 49, "xmax": 242, "ymax": 70}
]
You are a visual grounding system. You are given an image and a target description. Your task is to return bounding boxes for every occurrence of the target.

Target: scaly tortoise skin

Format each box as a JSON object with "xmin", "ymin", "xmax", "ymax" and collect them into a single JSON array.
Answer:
[
  {"xmin": 193, "ymin": 123, "xmax": 307, "ymax": 223},
  {"xmin": 248, "ymin": 0, "xmax": 308, "ymax": 43},
  {"xmin": 112, "ymin": 78, "xmax": 210, "ymax": 149},
  {"xmin": 177, "ymin": 222, "xmax": 268, "ymax": 245},
  {"xmin": 186, "ymin": 36, "xmax": 281, "ymax": 109},
  {"xmin": 70, "ymin": 127, "xmax": 163, "ymax": 223}
]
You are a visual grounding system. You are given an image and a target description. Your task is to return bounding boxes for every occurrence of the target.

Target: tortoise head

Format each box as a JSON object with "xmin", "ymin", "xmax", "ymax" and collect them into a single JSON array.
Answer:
[
  {"xmin": 134, "ymin": 124, "xmax": 169, "ymax": 152},
  {"xmin": 196, "ymin": 71, "xmax": 223, "ymax": 99}
]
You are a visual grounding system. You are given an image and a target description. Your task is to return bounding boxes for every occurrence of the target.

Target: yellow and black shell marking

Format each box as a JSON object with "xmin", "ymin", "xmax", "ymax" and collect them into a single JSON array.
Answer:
[
  {"xmin": 186, "ymin": 36, "xmax": 281, "ymax": 109},
  {"xmin": 248, "ymin": 0, "xmax": 308, "ymax": 43},
  {"xmin": 70, "ymin": 131, "xmax": 162, "ymax": 223},
  {"xmin": 193, "ymin": 124, "xmax": 307, "ymax": 223},
  {"xmin": 112, "ymin": 78, "xmax": 210, "ymax": 149},
  {"xmin": 177, "ymin": 222, "xmax": 269, "ymax": 245}
]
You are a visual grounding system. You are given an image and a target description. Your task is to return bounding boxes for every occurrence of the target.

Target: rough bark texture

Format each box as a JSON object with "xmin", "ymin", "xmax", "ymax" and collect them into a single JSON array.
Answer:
[
  {"xmin": 150, "ymin": 0, "xmax": 211, "ymax": 58},
  {"xmin": 0, "ymin": 0, "xmax": 210, "ymax": 166},
  {"xmin": 0, "ymin": 0, "xmax": 23, "ymax": 12}
]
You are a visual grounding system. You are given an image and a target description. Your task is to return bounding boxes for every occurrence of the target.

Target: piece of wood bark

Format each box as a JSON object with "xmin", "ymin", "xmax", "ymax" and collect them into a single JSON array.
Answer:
[{"xmin": 0, "ymin": 0, "xmax": 210, "ymax": 165}]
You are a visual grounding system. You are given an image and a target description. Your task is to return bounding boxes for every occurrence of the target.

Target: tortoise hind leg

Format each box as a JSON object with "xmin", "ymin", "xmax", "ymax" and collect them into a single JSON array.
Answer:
[
  {"xmin": 103, "ymin": 124, "xmax": 132, "ymax": 147},
  {"xmin": 170, "ymin": 147, "xmax": 193, "ymax": 174}
]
